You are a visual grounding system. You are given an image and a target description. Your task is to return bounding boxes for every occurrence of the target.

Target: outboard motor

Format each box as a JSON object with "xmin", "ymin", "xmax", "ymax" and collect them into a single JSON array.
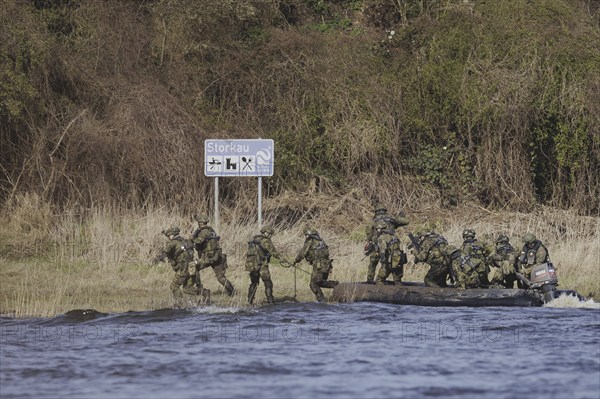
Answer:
[{"xmin": 528, "ymin": 262, "xmax": 559, "ymax": 303}]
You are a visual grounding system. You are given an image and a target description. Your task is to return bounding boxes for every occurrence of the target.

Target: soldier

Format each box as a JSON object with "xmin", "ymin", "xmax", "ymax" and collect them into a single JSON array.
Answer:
[
  {"xmin": 191, "ymin": 214, "xmax": 235, "ymax": 296},
  {"xmin": 364, "ymin": 204, "xmax": 409, "ymax": 283},
  {"xmin": 373, "ymin": 221, "xmax": 406, "ymax": 285},
  {"xmin": 516, "ymin": 233, "xmax": 550, "ymax": 283},
  {"xmin": 158, "ymin": 227, "xmax": 210, "ymax": 307},
  {"xmin": 488, "ymin": 234, "xmax": 518, "ymax": 288},
  {"xmin": 245, "ymin": 226, "xmax": 291, "ymax": 305},
  {"xmin": 411, "ymin": 229, "xmax": 451, "ymax": 287},
  {"xmin": 449, "ymin": 243, "xmax": 481, "ymax": 289},
  {"xmin": 293, "ymin": 228, "xmax": 338, "ymax": 302},
  {"xmin": 458, "ymin": 229, "xmax": 491, "ymax": 288}
]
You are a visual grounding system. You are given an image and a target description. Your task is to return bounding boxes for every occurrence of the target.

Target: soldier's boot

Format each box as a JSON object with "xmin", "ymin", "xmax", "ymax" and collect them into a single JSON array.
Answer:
[
  {"xmin": 170, "ymin": 282, "xmax": 185, "ymax": 308},
  {"xmin": 392, "ymin": 266, "xmax": 404, "ymax": 285},
  {"xmin": 247, "ymin": 283, "xmax": 259, "ymax": 304},
  {"xmin": 375, "ymin": 271, "xmax": 389, "ymax": 285},
  {"xmin": 215, "ymin": 269, "xmax": 236, "ymax": 297},
  {"xmin": 223, "ymin": 280, "xmax": 236, "ymax": 297},
  {"xmin": 183, "ymin": 284, "xmax": 199, "ymax": 296},
  {"xmin": 264, "ymin": 281, "xmax": 274, "ymax": 305},
  {"xmin": 198, "ymin": 288, "xmax": 211, "ymax": 305},
  {"xmin": 315, "ymin": 292, "xmax": 326, "ymax": 302},
  {"xmin": 172, "ymin": 292, "xmax": 185, "ymax": 308}
]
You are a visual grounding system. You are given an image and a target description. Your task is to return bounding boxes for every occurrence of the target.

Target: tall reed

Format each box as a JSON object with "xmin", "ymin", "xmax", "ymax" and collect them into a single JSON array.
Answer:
[{"xmin": 1, "ymin": 196, "xmax": 597, "ymax": 318}]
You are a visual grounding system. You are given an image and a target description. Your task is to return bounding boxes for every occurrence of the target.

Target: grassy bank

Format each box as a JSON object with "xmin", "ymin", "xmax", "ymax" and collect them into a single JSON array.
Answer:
[{"xmin": 1, "ymin": 195, "xmax": 598, "ymax": 318}]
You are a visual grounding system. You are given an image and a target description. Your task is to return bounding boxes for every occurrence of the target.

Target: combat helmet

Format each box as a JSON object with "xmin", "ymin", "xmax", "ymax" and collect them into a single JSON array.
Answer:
[
  {"xmin": 462, "ymin": 229, "xmax": 476, "ymax": 240},
  {"xmin": 496, "ymin": 234, "xmax": 509, "ymax": 244},
  {"xmin": 194, "ymin": 214, "xmax": 209, "ymax": 223},
  {"xmin": 261, "ymin": 225, "xmax": 275, "ymax": 235},
  {"xmin": 163, "ymin": 227, "xmax": 180, "ymax": 237},
  {"xmin": 374, "ymin": 204, "xmax": 387, "ymax": 213},
  {"xmin": 523, "ymin": 232, "xmax": 536, "ymax": 244},
  {"xmin": 303, "ymin": 227, "xmax": 318, "ymax": 236}
]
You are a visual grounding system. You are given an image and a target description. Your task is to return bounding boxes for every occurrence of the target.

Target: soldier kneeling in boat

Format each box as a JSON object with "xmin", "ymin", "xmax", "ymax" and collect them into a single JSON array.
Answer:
[
  {"xmin": 293, "ymin": 227, "xmax": 338, "ymax": 302},
  {"xmin": 487, "ymin": 234, "xmax": 518, "ymax": 288},
  {"xmin": 412, "ymin": 229, "xmax": 451, "ymax": 287},
  {"xmin": 516, "ymin": 233, "xmax": 551, "ymax": 287},
  {"xmin": 447, "ymin": 230, "xmax": 491, "ymax": 288}
]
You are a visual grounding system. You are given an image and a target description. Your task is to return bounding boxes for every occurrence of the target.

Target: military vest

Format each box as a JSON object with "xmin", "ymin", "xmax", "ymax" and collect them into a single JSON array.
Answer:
[
  {"xmin": 192, "ymin": 226, "xmax": 220, "ymax": 253},
  {"xmin": 520, "ymin": 241, "xmax": 548, "ymax": 265},
  {"xmin": 247, "ymin": 235, "xmax": 270, "ymax": 265},
  {"xmin": 367, "ymin": 213, "xmax": 396, "ymax": 241},
  {"xmin": 423, "ymin": 233, "xmax": 448, "ymax": 262},
  {"xmin": 167, "ymin": 236, "xmax": 194, "ymax": 270},
  {"xmin": 462, "ymin": 239, "xmax": 486, "ymax": 258},
  {"xmin": 495, "ymin": 243, "xmax": 514, "ymax": 260},
  {"xmin": 307, "ymin": 235, "xmax": 329, "ymax": 262}
]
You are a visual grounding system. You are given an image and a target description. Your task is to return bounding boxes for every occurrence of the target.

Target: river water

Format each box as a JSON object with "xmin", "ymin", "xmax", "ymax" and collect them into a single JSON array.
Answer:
[{"xmin": 1, "ymin": 297, "xmax": 599, "ymax": 399}]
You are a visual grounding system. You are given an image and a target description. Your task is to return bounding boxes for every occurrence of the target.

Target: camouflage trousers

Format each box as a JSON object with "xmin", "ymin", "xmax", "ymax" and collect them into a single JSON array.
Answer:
[
  {"xmin": 199, "ymin": 254, "xmax": 235, "ymax": 296},
  {"xmin": 248, "ymin": 265, "xmax": 274, "ymax": 304},
  {"xmin": 170, "ymin": 268, "xmax": 202, "ymax": 307},
  {"xmin": 452, "ymin": 265, "xmax": 480, "ymax": 288},
  {"xmin": 309, "ymin": 260, "xmax": 338, "ymax": 302},
  {"xmin": 376, "ymin": 252, "xmax": 406, "ymax": 285},
  {"xmin": 490, "ymin": 260, "xmax": 518, "ymax": 288},
  {"xmin": 366, "ymin": 253, "xmax": 380, "ymax": 283},
  {"xmin": 424, "ymin": 261, "xmax": 450, "ymax": 287}
]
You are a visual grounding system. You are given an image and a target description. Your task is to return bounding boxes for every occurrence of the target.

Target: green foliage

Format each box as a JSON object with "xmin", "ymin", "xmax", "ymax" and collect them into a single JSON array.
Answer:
[{"xmin": 0, "ymin": 0, "xmax": 599, "ymax": 215}]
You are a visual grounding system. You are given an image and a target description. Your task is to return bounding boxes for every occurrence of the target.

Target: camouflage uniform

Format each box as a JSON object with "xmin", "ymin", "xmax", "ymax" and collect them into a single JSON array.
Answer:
[
  {"xmin": 364, "ymin": 205, "xmax": 409, "ymax": 283},
  {"xmin": 159, "ymin": 227, "xmax": 208, "ymax": 306},
  {"xmin": 191, "ymin": 215, "xmax": 235, "ymax": 296},
  {"xmin": 455, "ymin": 230, "xmax": 491, "ymax": 288},
  {"xmin": 293, "ymin": 228, "xmax": 338, "ymax": 302},
  {"xmin": 245, "ymin": 226, "xmax": 290, "ymax": 304},
  {"xmin": 516, "ymin": 233, "xmax": 549, "ymax": 283},
  {"xmin": 373, "ymin": 221, "xmax": 406, "ymax": 284},
  {"xmin": 412, "ymin": 230, "xmax": 451, "ymax": 287},
  {"xmin": 488, "ymin": 234, "xmax": 518, "ymax": 288}
]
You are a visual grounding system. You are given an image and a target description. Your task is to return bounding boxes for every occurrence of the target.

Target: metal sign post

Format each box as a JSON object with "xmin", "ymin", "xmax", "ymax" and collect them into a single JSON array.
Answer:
[
  {"xmin": 204, "ymin": 139, "xmax": 274, "ymax": 227},
  {"xmin": 214, "ymin": 176, "xmax": 219, "ymax": 230},
  {"xmin": 258, "ymin": 176, "xmax": 262, "ymax": 228}
]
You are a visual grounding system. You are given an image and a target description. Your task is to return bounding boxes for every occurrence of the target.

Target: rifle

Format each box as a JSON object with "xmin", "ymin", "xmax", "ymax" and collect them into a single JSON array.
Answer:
[
  {"xmin": 363, "ymin": 240, "xmax": 376, "ymax": 255},
  {"xmin": 151, "ymin": 252, "xmax": 166, "ymax": 265},
  {"xmin": 408, "ymin": 233, "xmax": 421, "ymax": 252},
  {"xmin": 361, "ymin": 241, "xmax": 377, "ymax": 261}
]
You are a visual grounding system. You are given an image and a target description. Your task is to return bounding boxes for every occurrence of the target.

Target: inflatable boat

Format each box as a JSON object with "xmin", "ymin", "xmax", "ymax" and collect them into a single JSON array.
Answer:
[{"xmin": 331, "ymin": 263, "xmax": 584, "ymax": 307}]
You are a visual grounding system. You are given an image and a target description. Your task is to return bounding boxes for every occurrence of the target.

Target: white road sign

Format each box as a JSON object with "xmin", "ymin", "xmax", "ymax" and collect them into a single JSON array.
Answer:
[{"xmin": 204, "ymin": 139, "xmax": 274, "ymax": 177}]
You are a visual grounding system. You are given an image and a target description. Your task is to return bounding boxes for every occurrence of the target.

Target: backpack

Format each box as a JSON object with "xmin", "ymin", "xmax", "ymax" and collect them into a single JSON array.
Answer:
[{"xmin": 246, "ymin": 235, "xmax": 269, "ymax": 264}]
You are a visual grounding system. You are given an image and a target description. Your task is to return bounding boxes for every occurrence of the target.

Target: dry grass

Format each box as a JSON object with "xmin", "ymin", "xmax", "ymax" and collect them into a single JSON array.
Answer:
[{"xmin": 1, "ymin": 195, "xmax": 598, "ymax": 318}]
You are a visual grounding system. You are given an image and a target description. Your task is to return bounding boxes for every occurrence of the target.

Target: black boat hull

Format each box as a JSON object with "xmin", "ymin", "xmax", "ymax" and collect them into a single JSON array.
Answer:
[{"xmin": 330, "ymin": 282, "xmax": 546, "ymax": 307}]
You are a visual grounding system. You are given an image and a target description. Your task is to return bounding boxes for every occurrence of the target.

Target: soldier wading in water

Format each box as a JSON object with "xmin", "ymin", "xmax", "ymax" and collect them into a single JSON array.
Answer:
[
  {"xmin": 191, "ymin": 214, "xmax": 235, "ymax": 296},
  {"xmin": 158, "ymin": 227, "xmax": 210, "ymax": 307},
  {"xmin": 245, "ymin": 226, "xmax": 292, "ymax": 304},
  {"xmin": 293, "ymin": 228, "xmax": 338, "ymax": 302}
]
